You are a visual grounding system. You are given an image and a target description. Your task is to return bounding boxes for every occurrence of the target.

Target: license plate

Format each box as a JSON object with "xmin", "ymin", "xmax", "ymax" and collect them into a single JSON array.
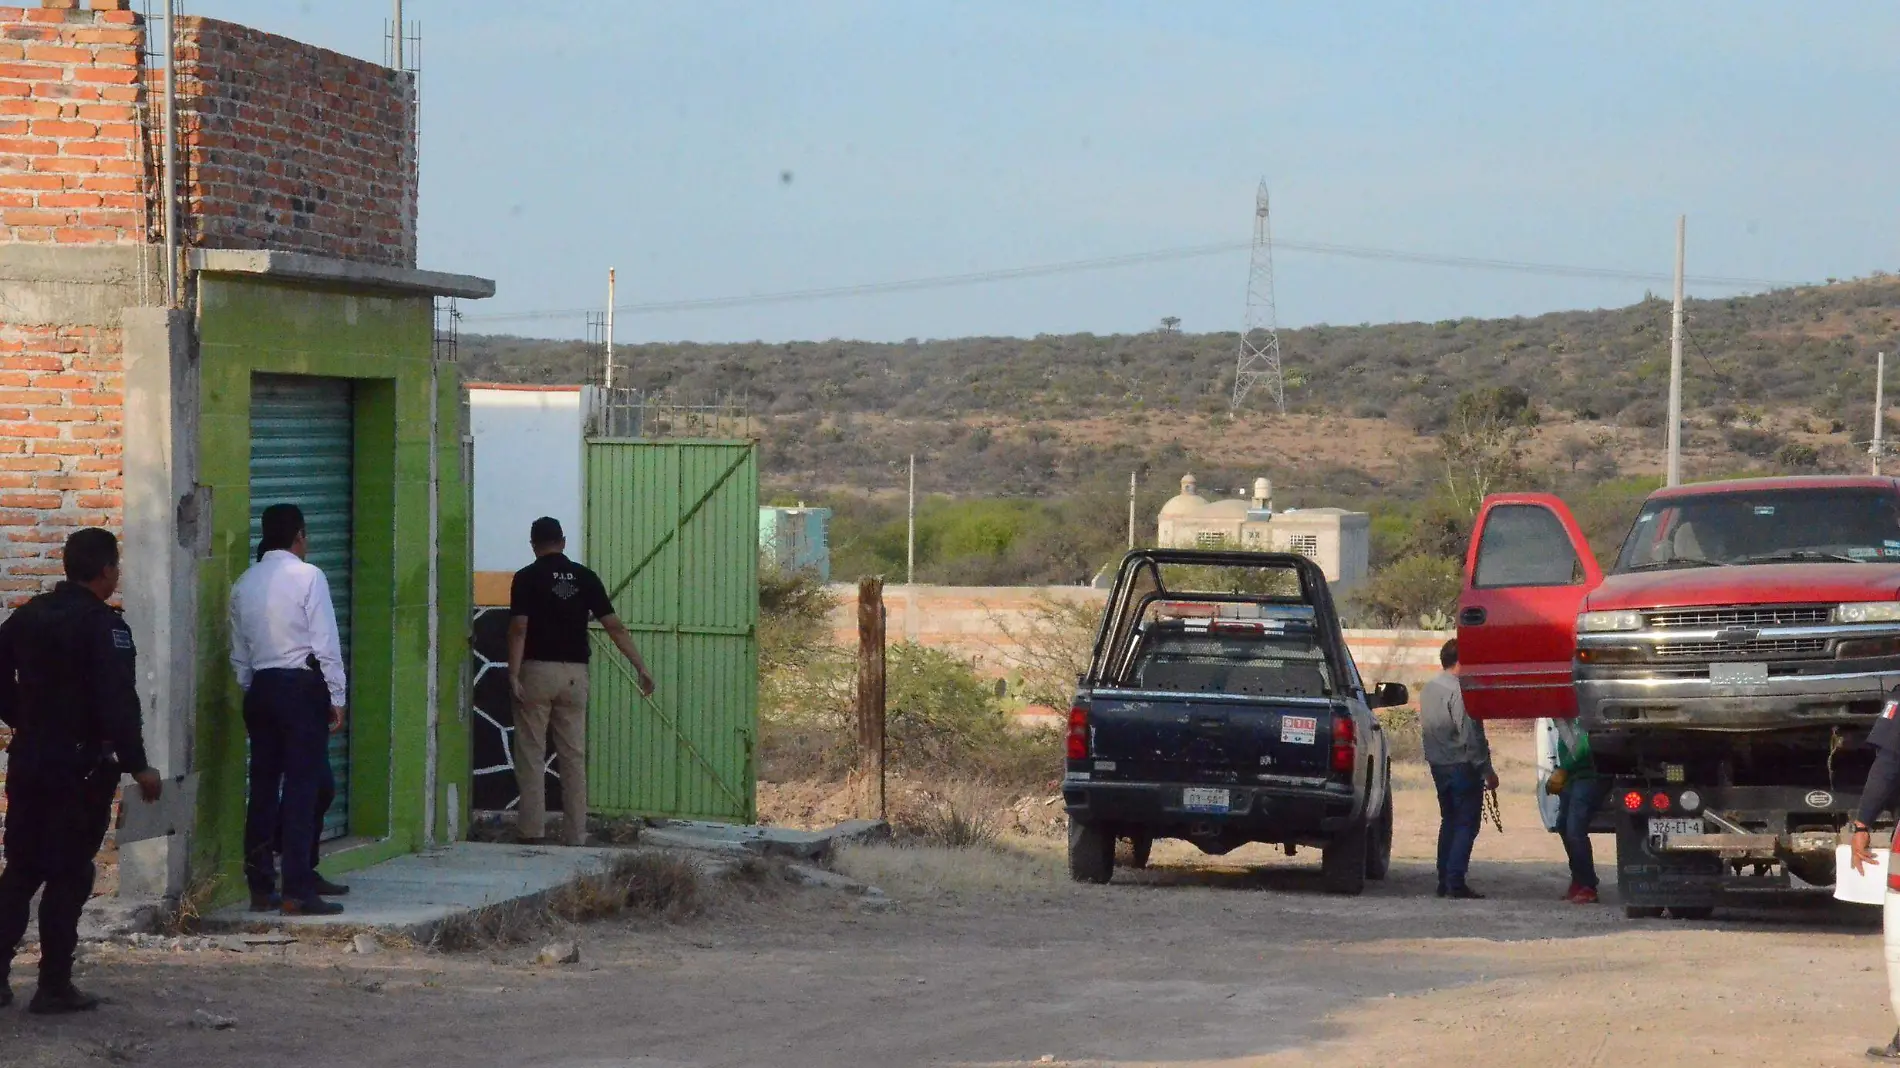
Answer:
[
  {"xmin": 1710, "ymin": 662, "xmax": 1768, "ymax": 686},
  {"xmin": 1280, "ymin": 715, "xmax": 1317, "ymax": 745},
  {"xmin": 1649, "ymin": 817, "xmax": 1702, "ymax": 842},
  {"xmin": 1182, "ymin": 787, "xmax": 1230, "ymax": 813}
]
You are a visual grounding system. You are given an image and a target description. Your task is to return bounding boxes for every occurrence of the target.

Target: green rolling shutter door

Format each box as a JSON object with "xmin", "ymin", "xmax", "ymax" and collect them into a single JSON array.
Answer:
[{"xmin": 249, "ymin": 375, "xmax": 354, "ymax": 842}]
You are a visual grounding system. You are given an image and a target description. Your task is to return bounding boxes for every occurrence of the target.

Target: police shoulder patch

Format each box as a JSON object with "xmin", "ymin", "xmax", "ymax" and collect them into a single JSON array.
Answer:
[{"xmin": 111, "ymin": 626, "xmax": 133, "ymax": 650}]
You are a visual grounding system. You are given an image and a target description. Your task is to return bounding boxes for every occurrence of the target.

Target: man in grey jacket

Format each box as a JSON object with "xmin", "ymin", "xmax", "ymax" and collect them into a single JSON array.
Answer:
[{"xmin": 1419, "ymin": 638, "xmax": 1497, "ymax": 899}]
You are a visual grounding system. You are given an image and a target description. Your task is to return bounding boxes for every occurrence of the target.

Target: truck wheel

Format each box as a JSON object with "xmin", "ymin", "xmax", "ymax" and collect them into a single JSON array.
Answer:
[
  {"xmin": 1365, "ymin": 796, "xmax": 1394, "ymax": 881},
  {"xmin": 1624, "ymin": 905, "xmax": 1664, "ymax": 919},
  {"xmin": 1667, "ymin": 905, "xmax": 1714, "ymax": 921},
  {"xmin": 1068, "ymin": 820, "xmax": 1115, "ymax": 884},
  {"xmin": 1322, "ymin": 824, "xmax": 1369, "ymax": 896},
  {"xmin": 1126, "ymin": 834, "xmax": 1153, "ymax": 870}
]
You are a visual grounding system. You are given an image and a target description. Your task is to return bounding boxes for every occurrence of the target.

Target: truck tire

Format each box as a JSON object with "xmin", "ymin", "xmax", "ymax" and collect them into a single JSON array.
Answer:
[
  {"xmin": 1322, "ymin": 823, "xmax": 1369, "ymax": 895},
  {"xmin": 1069, "ymin": 820, "xmax": 1115, "ymax": 884},
  {"xmin": 1365, "ymin": 797, "xmax": 1394, "ymax": 881},
  {"xmin": 1126, "ymin": 834, "xmax": 1153, "ymax": 870},
  {"xmin": 1624, "ymin": 905, "xmax": 1664, "ymax": 919}
]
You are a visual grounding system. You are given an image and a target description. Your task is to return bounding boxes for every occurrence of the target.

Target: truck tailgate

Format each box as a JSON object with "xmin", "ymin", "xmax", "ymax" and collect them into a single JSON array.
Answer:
[{"xmin": 1083, "ymin": 692, "xmax": 1339, "ymax": 783}]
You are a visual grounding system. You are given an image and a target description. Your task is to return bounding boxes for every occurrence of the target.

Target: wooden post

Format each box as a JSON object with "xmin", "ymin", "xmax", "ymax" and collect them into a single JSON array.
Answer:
[{"xmin": 856, "ymin": 576, "xmax": 887, "ymax": 819}]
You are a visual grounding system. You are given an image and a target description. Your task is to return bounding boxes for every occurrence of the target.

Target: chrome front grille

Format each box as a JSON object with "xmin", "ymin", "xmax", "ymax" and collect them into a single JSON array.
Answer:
[
  {"xmin": 1651, "ymin": 637, "xmax": 1831, "ymax": 661},
  {"xmin": 1645, "ymin": 605, "xmax": 1833, "ymax": 630}
]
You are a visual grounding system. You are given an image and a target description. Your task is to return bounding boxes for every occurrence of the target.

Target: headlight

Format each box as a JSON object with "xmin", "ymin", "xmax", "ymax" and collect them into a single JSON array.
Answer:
[
  {"xmin": 1837, "ymin": 602, "xmax": 1900, "ymax": 624},
  {"xmin": 1578, "ymin": 610, "xmax": 1643, "ymax": 632}
]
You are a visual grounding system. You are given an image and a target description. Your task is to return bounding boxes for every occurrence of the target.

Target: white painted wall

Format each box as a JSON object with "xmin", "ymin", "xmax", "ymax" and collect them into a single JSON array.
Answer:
[{"xmin": 470, "ymin": 387, "xmax": 585, "ymax": 572}]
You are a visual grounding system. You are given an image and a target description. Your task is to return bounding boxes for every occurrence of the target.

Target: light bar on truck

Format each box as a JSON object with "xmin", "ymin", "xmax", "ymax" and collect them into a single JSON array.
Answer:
[
  {"xmin": 1578, "ymin": 610, "xmax": 1643, "ymax": 633},
  {"xmin": 1836, "ymin": 602, "xmax": 1900, "ymax": 624}
]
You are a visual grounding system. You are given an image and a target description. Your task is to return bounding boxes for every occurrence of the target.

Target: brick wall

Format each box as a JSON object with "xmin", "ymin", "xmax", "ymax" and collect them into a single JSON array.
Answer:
[
  {"xmin": 174, "ymin": 15, "xmax": 416, "ymax": 267},
  {"xmin": 0, "ymin": 1, "xmax": 139, "ymax": 608},
  {"xmin": 0, "ymin": 1, "xmax": 147, "ymax": 245}
]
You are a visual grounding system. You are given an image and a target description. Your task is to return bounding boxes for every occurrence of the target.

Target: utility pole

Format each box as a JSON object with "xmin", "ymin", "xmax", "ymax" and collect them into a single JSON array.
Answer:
[
  {"xmin": 906, "ymin": 454, "xmax": 916, "ymax": 586},
  {"xmin": 1127, "ymin": 471, "xmax": 1136, "ymax": 550},
  {"xmin": 161, "ymin": 0, "xmax": 176, "ymax": 306},
  {"xmin": 1666, "ymin": 215, "xmax": 1686, "ymax": 487},
  {"xmin": 1876, "ymin": 352, "xmax": 1888, "ymax": 476},
  {"xmin": 605, "ymin": 267, "xmax": 616, "ymax": 389}
]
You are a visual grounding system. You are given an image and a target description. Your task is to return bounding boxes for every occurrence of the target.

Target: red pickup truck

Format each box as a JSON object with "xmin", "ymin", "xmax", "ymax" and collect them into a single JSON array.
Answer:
[{"xmin": 1456, "ymin": 475, "xmax": 1900, "ymax": 918}]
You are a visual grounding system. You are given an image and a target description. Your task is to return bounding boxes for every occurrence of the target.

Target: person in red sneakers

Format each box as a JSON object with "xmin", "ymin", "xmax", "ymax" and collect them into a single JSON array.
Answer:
[{"xmin": 1551, "ymin": 718, "xmax": 1602, "ymax": 904}]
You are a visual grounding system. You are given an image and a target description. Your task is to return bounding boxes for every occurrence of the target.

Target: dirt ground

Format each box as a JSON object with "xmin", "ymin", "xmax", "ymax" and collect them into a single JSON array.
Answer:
[{"xmin": 5, "ymin": 733, "xmax": 1895, "ymax": 1067}]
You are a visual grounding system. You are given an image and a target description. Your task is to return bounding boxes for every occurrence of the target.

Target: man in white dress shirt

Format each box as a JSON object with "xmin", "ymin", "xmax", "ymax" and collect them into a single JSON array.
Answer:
[{"xmin": 229, "ymin": 504, "xmax": 349, "ymax": 916}]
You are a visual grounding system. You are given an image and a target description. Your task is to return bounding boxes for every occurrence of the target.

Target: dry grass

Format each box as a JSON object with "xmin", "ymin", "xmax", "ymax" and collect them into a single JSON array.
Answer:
[
  {"xmin": 429, "ymin": 850, "xmax": 711, "ymax": 953},
  {"xmin": 891, "ymin": 779, "xmax": 1010, "ymax": 849},
  {"xmin": 834, "ymin": 837, "xmax": 1064, "ymax": 899},
  {"xmin": 163, "ymin": 871, "xmax": 227, "ymax": 936}
]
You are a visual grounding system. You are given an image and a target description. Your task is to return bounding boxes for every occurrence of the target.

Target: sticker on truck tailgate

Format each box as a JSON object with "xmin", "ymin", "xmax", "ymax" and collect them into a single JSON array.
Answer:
[{"xmin": 1280, "ymin": 715, "xmax": 1318, "ymax": 745}]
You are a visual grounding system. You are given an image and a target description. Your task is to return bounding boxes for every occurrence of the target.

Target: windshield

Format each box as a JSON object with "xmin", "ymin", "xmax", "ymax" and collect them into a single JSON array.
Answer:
[
  {"xmin": 1132, "ymin": 628, "xmax": 1334, "ymax": 698},
  {"xmin": 1613, "ymin": 488, "xmax": 1900, "ymax": 572}
]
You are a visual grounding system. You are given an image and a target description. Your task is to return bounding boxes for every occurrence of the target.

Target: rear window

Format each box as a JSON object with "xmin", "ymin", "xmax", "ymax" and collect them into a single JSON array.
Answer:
[{"xmin": 1132, "ymin": 628, "xmax": 1333, "ymax": 698}]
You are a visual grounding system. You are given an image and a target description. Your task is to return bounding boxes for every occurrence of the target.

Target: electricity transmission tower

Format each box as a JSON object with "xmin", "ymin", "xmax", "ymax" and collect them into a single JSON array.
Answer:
[{"xmin": 1230, "ymin": 180, "xmax": 1286, "ymax": 413}]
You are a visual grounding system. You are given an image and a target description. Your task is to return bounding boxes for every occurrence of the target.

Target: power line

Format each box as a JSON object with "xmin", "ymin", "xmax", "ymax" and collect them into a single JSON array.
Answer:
[{"xmin": 460, "ymin": 238, "xmax": 1807, "ymax": 326}]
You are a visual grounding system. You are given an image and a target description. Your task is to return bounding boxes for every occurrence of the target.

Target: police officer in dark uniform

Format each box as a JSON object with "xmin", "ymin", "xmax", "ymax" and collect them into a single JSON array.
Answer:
[
  {"xmin": 1851, "ymin": 687, "xmax": 1900, "ymax": 1060},
  {"xmin": 0, "ymin": 528, "xmax": 161, "ymax": 1014}
]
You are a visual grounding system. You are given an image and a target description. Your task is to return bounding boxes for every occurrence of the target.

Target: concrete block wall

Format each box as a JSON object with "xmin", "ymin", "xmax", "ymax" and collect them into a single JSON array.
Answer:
[{"xmin": 174, "ymin": 15, "xmax": 416, "ymax": 267}]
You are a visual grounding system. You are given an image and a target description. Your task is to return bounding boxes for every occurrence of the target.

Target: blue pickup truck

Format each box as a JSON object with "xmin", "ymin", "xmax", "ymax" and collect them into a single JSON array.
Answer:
[{"xmin": 1062, "ymin": 549, "xmax": 1405, "ymax": 895}]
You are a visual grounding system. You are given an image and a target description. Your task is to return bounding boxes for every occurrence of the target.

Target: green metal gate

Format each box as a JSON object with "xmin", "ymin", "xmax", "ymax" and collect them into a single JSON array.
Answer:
[
  {"xmin": 249, "ymin": 374, "xmax": 354, "ymax": 841},
  {"xmin": 584, "ymin": 440, "xmax": 757, "ymax": 822}
]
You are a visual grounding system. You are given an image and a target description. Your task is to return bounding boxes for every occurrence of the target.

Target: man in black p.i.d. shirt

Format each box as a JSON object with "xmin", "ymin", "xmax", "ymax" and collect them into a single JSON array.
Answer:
[{"xmin": 507, "ymin": 517, "xmax": 653, "ymax": 846}]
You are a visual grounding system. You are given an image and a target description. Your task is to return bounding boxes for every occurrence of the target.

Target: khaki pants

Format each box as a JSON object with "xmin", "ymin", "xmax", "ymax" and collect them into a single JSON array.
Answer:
[{"xmin": 514, "ymin": 660, "xmax": 589, "ymax": 845}]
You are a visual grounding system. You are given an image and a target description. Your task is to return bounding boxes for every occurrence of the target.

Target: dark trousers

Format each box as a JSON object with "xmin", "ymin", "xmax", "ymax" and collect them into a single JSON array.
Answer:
[
  {"xmin": 0, "ymin": 760, "xmax": 115, "ymax": 988},
  {"xmin": 243, "ymin": 668, "xmax": 333, "ymax": 902},
  {"xmin": 1430, "ymin": 762, "xmax": 1485, "ymax": 891},
  {"xmin": 1557, "ymin": 777, "xmax": 1603, "ymax": 890}
]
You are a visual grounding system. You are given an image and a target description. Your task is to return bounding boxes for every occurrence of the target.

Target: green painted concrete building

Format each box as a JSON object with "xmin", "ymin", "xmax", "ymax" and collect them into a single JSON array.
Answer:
[{"xmin": 119, "ymin": 251, "xmax": 493, "ymax": 902}]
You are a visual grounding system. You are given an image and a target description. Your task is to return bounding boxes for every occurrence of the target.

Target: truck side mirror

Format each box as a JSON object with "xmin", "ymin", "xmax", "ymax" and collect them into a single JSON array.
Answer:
[{"xmin": 1370, "ymin": 682, "xmax": 1409, "ymax": 709}]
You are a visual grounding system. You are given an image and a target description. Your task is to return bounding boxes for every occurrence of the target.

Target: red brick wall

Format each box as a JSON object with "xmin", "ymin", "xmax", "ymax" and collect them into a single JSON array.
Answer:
[
  {"xmin": 0, "ymin": 0, "xmax": 147, "ymax": 244},
  {"xmin": 175, "ymin": 15, "xmax": 416, "ymax": 267}
]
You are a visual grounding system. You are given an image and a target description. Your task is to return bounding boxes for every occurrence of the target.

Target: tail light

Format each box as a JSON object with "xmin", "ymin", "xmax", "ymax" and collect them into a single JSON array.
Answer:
[
  {"xmin": 1066, "ymin": 705, "xmax": 1089, "ymax": 760},
  {"xmin": 1650, "ymin": 793, "xmax": 1672, "ymax": 813},
  {"xmin": 1331, "ymin": 715, "xmax": 1355, "ymax": 774},
  {"xmin": 1623, "ymin": 791, "xmax": 1644, "ymax": 811}
]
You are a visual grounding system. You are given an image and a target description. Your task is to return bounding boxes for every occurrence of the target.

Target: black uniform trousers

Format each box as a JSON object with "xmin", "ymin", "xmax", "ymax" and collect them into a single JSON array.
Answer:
[
  {"xmin": 0, "ymin": 756, "xmax": 115, "ymax": 987},
  {"xmin": 242, "ymin": 667, "xmax": 333, "ymax": 903}
]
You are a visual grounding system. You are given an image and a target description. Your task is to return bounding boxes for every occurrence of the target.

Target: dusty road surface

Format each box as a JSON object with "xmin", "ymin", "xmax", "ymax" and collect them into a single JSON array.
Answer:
[{"xmin": 4, "ymin": 748, "xmax": 1894, "ymax": 1067}]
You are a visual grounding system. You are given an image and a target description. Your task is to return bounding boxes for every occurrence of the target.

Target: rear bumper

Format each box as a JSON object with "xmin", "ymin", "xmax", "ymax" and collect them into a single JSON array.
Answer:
[
  {"xmin": 1577, "ymin": 663, "xmax": 1900, "ymax": 730},
  {"xmin": 1062, "ymin": 778, "xmax": 1362, "ymax": 842}
]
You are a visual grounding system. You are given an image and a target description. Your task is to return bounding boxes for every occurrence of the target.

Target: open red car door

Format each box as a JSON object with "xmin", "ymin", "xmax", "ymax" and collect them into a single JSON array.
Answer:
[{"xmin": 1456, "ymin": 493, "xmax": 1602, "ymax": 720}]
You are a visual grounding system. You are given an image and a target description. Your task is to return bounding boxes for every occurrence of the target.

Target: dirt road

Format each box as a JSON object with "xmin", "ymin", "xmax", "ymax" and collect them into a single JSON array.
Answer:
[{"xmin": 3, "ymin": 762, "xmax": 1892, "ymax": 1067}]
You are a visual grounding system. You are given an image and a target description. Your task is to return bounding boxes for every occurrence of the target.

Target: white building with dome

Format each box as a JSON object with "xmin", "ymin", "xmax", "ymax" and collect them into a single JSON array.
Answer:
[{"xmin": 1156, "ymin": 474, "xmax": 1370, "ymax": 592}]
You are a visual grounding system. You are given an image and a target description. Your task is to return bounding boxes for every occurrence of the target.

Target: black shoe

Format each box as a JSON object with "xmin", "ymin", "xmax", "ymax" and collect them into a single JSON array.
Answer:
[
  {"xmin": 281, "ymin": 897, "xmax": 345, "ymax": 917},
  {"xmin": 312, "ymin": 875, "xmax": 350, "ymax": 897},
  {"xmin": 28, "ymin": 984, "xmax": 100, "ymax": 1015},
  {"xmin": 0, "ymin": 981, "xmax": 12, "ymax": 1009},
  {"xmin": 250, "ymin": 891, "xmax": 282, "ymax": 912},
  {"xmin": 1870, "ymin": 1031, "xmax": 1900, "ymax": 1061},
  {"xmin": 1446, "ymin": 886, "xmax": 1487, "ymax": 900},
  {"xmin": 1434, "ymin": 885, "xmax": 1447, "ymax": 898}
]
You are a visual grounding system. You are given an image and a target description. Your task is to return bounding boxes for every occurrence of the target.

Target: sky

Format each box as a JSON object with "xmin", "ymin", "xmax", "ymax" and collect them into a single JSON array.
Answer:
[{"xmin": 185, "ymin": 1, "xmax": 1900, "ymax": 344}]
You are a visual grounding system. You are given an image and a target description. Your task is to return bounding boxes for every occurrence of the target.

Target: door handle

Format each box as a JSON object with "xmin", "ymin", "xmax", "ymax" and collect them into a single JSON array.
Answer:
[{"xmin": 1459, "ymin": 607, "xmax": 1487, "ymax": 626}]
